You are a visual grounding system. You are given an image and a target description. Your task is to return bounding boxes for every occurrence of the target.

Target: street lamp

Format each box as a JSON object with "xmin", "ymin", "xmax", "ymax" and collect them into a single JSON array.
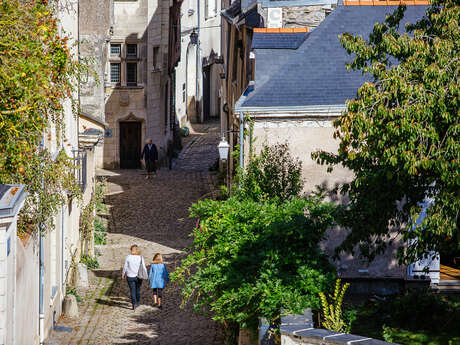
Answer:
[{"xmin": 218, "ymin": 136, "xmax": 230, "ymax": 161}]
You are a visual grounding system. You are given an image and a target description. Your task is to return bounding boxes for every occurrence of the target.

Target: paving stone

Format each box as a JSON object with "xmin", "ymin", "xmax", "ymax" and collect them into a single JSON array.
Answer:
[{"xmin": 45, "ymin": 121, "xmax": 223, "ymax": 345}]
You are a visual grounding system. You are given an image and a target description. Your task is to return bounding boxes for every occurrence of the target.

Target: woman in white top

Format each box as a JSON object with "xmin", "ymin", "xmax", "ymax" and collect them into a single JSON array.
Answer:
[{"xmin": 122, "ymin": 244, "xmax": 147, "ymax": 310}]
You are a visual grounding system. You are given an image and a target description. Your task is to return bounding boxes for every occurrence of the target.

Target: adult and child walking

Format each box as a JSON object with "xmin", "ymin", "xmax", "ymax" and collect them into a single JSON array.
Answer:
[{"xmin": 122, "ymin": 245, "xmax": 170, "ymax": 310}]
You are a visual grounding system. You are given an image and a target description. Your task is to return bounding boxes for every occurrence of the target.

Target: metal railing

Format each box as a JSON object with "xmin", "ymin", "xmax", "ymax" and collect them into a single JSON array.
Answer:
[{"xmin": 72, "ymin": 149, "xmax": 87, "ymax": 192}]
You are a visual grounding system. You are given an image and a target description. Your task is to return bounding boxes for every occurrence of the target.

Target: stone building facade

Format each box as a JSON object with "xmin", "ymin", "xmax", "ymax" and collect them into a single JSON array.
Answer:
[
  {"xmin": 175, "ymin": 0, "xmax": 222, "ymax": 125},
  {"xmin": 78, "ymin": 0, "xmax": 112, "ymax": 168},
  {"xmin": 104, "ymin": 0, "xmax": 179, "ymax": 169},
  {"xmin": 257, "ymin": 3, "xmax": 336, "ymax": 30}
]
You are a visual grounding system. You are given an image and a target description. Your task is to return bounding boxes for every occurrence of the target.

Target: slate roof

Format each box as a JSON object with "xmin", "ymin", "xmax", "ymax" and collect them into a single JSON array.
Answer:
[
  {"xmin": 240, "ymin": 5, "xmax": 429, "ymax": 109},
  {"xmin": 251, "ymin": 32, "xmax": 310, "ymax": 49},
  {"xmin": 221, "ymin": 0, "xmax": 242, "ymax": 22},
  {"xmin": 242, "ymin": 0, "xmax": 257, "ymax": 12},
  {"xmin": 222, "ymin": 0, "xmax": 262, "ymax": 28}
]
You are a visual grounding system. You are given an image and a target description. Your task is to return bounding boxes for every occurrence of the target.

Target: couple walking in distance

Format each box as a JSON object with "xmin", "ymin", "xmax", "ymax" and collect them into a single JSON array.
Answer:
[{"xmin": 122, "ymin": 245, "xmax": 170, "ymax": 310}]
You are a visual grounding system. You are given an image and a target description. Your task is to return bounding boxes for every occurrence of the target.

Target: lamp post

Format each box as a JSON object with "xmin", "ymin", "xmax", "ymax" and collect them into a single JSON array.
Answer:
[{"xmin": 217, "ymin": 136, "xmax": 231, "ymax": 193}]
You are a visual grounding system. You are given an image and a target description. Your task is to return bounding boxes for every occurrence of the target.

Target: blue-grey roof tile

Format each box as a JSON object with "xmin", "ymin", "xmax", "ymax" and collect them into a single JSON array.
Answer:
[
  {"xmin": 242, "ymin": 5, "xmax": 429, "ymax": 108},
  {"xmin": 251, "ymin": 32, "xmax": 310, "ymax": 49}
]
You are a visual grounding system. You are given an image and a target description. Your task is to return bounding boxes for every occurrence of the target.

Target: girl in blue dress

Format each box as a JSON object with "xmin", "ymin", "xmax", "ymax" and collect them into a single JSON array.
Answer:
[{"xmin": 149, "ymin": 253, "xmax": 169, "ymax": 309}]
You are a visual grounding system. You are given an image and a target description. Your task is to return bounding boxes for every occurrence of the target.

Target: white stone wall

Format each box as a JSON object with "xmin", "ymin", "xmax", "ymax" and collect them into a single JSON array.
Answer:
[
  {"xmin": 40, "ymin": 0, "xmax": 82, "ymax": 340},
  {"xmin": 259, "ymin": 4, "xmax": 335, "ymax": 30},
  {"xmin": 14, "ymin": 236, "xmax": 39, "ymax": 345},
  {"xmin": 0, "ymin": 221, "xmax": 10, "ymax": 345},
  {"xmin": 175, "ymin": 0, "xmax": 222, "ymax": 125},
  {"xmin": 0, "ymin": 188, "xmax": 30, "ymax": 345}
]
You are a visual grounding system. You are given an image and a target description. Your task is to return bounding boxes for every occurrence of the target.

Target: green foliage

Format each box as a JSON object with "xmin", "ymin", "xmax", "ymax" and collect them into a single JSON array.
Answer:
[
  {"xmin": 0, "ymin": 0, "xmax": 90, "ymax": 234},
  {"xmin": 172, "ymin": 194, "xmax": 337, "ymax": 329},
  {"xmin": 350, "ymin": 291, "xmax": 460, "ymax": 345},
  {"xmin": 80, "ymin": 180, "xmax": 107, "ymax": 244},
  {"xmin": 80, "ymin": 254, "xmax": 99, "ymax": 270},
  {"xmin": 312, "ymin": 1, "xmax": 460, "ymax": 264},
  {"xmin": 94, "ymin": 178, "xmax": 107, "ymax": 214},
  {"xmin": 382, "ymin": 326, "xmax": 460, "ymax": 345},
  {"xmin": 79, "ymin": 200, "xmax": 95, "ymax": 242},
  {"xmin": 66, "ymin": 285, "xmax": 82, "ymax": 303},
  {"xmin": 319, "ymin": 279, "xmax": 352, "ymax": 333},
  {"xmin": 94, "ymin": 231, "xmax": 106, "ymax": 245},
  {"xmin": 94, "ymin": 218, "xmax": 106, "ymax": 233},
  {"xmin": 14, "ymin": 150, "xmax": 82, "ymax": 234},
  {"xmin": 239, "ymin": 143, "xmax": 303, "ymax": 202}
]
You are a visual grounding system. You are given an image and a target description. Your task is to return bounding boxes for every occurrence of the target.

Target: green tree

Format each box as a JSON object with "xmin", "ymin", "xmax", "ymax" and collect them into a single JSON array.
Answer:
[
  {"xmin": 313, "ymin": 1, "xmax": 459, "ymax": 264},
  {"xmin": 174, "ymin": 144, "xmax": 337, "ymax": 333},
  {"xmin": 172, "ymin": 195, "xmax": 337, "ymax": 330},
  {"xmin": 239, "ymin": 143, "xmax": 303, "ymax": 202}
]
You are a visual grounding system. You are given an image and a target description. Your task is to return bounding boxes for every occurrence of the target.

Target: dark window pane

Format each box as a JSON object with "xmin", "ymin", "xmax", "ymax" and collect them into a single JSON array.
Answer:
[
  {"xmin": 153, "ymin": 46, "xmax": 159, "ymax": 69},
  {"xmin": 110, "ymin": 44, "xmax": 121, "ymax": 56},
  {"xmin": 127, "ymin": 63, "xmax": 137, "ymax": 86},
  {"xmin": 110, "ymin": 63, "xmax": 120, "ymax": 83},
  {"xmin": 127, "ymin": 44, "xmax": 137, "ymax": 57}
]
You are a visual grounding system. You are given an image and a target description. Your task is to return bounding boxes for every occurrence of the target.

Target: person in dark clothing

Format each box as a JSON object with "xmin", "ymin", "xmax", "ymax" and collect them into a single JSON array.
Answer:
[{"xmin": 141, "ymin": 139, "xmax": 158, "ymax": 179}]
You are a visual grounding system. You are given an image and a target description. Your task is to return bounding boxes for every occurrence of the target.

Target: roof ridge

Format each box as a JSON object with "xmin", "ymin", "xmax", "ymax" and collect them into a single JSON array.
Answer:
[
  {"xmin": 254, "ymin": 27, "xmax": 309, "ymax": 33},
  {"xmin": 343, "ymin": 0, "xmax": 429, "ymax": 5}
]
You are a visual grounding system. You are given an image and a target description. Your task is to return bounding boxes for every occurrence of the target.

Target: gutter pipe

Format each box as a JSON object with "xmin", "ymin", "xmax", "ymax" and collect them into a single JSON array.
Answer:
[
  {"xmin": 239, "ymin": 111, "xmax": 244, "ymax": 170},
  {"xmin": 196, "ymin": 0, "xmax": 202, "ymax": 123},
  {"xmin": 39, "ymin": 139, "xmax": 45, "ymax": 345}
]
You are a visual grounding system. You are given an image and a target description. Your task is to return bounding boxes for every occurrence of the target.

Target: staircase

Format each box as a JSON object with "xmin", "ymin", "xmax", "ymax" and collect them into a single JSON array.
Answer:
[
  {"xmin": 433, "ymin": 264, "xmax": 460, "ymax": 293},
  {"xmin": 434, "ymin": 280, "xmax": 460, "ymax": 294}
]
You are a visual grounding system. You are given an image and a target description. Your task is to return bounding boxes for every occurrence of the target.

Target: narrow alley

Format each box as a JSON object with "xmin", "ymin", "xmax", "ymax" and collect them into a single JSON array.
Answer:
[{"xmin": 46, "ymin": 122, "xmax": 224, "ymax": 345}]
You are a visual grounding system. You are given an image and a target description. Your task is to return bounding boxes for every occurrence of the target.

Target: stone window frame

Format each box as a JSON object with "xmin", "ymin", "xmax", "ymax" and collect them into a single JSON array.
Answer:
[
  {"xmin": 126, "ymin": 62, "xmax": 138, "ymax": 86},
  {"xmin": 204, "ymin": 0, "xmax": 218, "ymax": 20},
  {"xmin": 110, "ymin": 62, "xmax": 121, "ymax": 84},
  {"xmin": 108, "ymin": 40, "xmax": 142, "ymax": 88},
  {"xmin": 110, "ymin": 43, "xmax": 121, "ymax": 57}
]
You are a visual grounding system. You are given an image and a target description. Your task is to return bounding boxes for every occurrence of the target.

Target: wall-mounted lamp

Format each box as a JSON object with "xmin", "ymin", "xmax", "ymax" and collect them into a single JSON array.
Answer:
[
  {"xmin": 218, "ymin": 136, "xmax": 230, "ymax": 161},
  {"xmin": 190, "ymin": 30, "xmax": 198, "ymax": 45}
]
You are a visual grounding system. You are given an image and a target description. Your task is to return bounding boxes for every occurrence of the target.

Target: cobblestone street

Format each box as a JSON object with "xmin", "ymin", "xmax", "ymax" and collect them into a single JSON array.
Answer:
[{"xmin": 46, "ymin": 121, "xmax": 224, "ymax": 345}]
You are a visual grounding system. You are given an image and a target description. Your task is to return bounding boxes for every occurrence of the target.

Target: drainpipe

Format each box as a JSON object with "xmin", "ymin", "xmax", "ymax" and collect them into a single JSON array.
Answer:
[
  {"xmin": 239, "ymin": 111, "xmax": 244, "ymax": 169},
  {"xmin": 39, "ymin": 137, "xmax": 45, "ymax": 345},
  {"xmin": 195, "ymin": 0, "xmax": 201, "ymax": 123},
  {"xmin": 39, "ymin": 225, "xmax": 45, "ymax": 344},
  {"xmin": 61, "ymin": 205, "xmax": 65, "ymax": 292}
]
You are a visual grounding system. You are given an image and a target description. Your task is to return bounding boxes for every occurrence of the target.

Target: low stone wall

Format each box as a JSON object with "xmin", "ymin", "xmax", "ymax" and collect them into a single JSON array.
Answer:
[{"xmin": 279, "ymin": 309, "xmax": 399, "ymax": 345}]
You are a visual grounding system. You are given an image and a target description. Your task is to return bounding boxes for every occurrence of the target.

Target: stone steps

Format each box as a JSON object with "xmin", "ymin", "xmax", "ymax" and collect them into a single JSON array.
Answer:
[{"xmin": 434, "ymin": 280, "xmax": 460, "ymax": 294}]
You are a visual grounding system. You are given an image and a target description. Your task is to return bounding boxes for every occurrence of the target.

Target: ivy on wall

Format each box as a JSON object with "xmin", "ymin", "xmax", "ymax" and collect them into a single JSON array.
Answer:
[{"xmin": 0, "ymin": 0, "xmax": 87, "ymax": 234}]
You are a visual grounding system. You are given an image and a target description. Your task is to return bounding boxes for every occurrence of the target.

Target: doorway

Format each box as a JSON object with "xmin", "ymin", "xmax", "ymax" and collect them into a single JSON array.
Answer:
[
  {"xmin": 119, "ymin": 122, "xmax": 141, "ymax": 169},
  {"xmin": 203, "ymin": 65, "xmax": 211, "ymax": 121}
]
